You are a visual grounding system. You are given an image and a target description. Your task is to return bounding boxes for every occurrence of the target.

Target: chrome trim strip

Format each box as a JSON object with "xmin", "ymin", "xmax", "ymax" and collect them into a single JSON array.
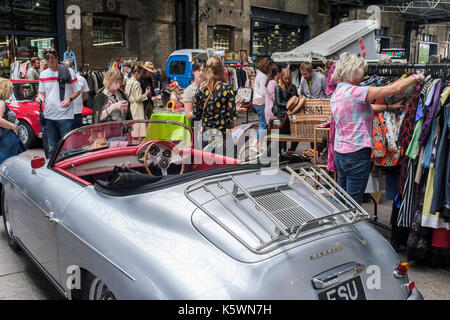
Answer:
[
  {"xmin": 0, "ymin": 174, "xmax": 136, "ymax": 282},
  {"xmin": 312, "ymin": 262, "xmax": 366, "ymax": 290}
]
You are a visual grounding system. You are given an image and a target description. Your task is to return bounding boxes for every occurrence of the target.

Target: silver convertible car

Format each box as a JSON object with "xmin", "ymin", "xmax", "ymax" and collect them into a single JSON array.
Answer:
[{"xmin": 0, "ymin": 120, "xmax": 423, "ymax": 300}]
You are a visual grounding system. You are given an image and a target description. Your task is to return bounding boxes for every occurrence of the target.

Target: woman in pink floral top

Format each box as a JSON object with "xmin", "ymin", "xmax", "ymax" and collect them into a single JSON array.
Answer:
[{"xmin": 331, "ymin": 53, "xmax": 424, "ymax": 204}]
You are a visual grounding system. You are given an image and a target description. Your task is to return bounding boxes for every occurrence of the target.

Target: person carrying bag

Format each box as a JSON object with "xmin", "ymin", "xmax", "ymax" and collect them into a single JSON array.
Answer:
[
  {"xmin": 0, "ymin": 78, "xmax": 22, "ymax": 163},
  {"xmin": 193, "ymin": 57, "xmax": 238, "ymax": 157}
]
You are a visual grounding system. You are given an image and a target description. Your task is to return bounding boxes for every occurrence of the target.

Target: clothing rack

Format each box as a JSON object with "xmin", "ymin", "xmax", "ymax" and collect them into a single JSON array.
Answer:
[{"xmin": 368, "ymin": 63, "xmax": 450, "ymax": 77}]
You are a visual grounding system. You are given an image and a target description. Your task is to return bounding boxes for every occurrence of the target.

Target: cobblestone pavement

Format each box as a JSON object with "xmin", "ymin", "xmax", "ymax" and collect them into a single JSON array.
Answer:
[{"xmin": 0, "ymin": 139, "xmax": 448, "ymax": 300}]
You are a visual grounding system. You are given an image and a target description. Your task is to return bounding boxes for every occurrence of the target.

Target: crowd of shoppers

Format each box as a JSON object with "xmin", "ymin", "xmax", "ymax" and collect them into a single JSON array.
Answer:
[{"xmin": 2, "ymin": 46, "xmax": 431, "ymax": 213}]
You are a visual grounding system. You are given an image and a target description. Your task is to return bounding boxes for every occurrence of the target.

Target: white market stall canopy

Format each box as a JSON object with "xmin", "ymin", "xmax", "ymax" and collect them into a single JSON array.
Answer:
[{"xmin": 272, "ymin": 20, "xmax": 380, "ymax": 63}]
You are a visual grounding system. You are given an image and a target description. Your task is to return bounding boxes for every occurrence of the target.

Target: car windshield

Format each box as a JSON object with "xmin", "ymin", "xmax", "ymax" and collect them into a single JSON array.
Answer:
[
  {"xmin": 9, "ymin": 82, "xmax": 39, "ymax": 102},
  {"xmin": 55, "ymin": 120, "xmax": 193, "ymax": 162}
]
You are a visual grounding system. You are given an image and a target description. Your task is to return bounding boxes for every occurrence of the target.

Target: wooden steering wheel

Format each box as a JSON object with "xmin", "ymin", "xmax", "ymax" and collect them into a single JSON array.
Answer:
[{"xmin": 143, "ymin": 140, "xmax": 185, "ymax": 176}]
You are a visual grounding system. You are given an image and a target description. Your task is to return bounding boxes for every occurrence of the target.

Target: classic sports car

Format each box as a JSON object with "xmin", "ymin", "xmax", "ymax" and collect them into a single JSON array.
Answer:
[
  {"xmin": 6, "ymin": 80, "xmax": 93, "ymax": 148},
  {"xmin": 0, "ymin": 120, "xmax": 423, "ymax": 300}
]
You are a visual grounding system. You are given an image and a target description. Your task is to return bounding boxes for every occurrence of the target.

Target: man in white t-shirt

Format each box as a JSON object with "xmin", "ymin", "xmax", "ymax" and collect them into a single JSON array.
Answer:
[
  {"xmin": 36, "ymin": 48, "xmax": 80, "ymax": 158},
  {"xmin": 64, "ymin": 59, "xmax": 89, "ymax": 128}
]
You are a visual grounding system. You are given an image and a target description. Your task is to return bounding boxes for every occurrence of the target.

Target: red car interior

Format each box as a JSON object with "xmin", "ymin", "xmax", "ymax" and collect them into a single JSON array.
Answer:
[{"xmin": 54, "ymin": 145, "xmax": 241, "ymax": 186}]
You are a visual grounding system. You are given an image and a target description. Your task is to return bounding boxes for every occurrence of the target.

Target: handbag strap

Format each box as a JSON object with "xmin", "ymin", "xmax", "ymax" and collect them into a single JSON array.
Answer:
[{"xmin": 202, "ymin": 82, "xmax": 222, "ymax": 111}]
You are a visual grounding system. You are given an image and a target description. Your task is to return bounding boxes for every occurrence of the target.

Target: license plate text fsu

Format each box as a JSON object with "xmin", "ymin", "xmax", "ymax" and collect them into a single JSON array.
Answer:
[{"xmin": 318, "ymin": 276, "xmax": 367, "ymax": 300}]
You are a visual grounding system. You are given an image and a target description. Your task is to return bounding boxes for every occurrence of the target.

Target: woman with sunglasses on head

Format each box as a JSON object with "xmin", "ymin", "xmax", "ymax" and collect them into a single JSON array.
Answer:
[
  {"xmin": 193, "ymin": 56, "xmax": 240, "ymax": 156},
  {"xmin": 93, "ymin": 68, "xmax": 131, "ymax": 124},
  {"xmin": 184, "ymin": 60, "xmax": 205, "ymax": 120},
  {"xmin": 331, "ymin": 52, "xmax": 424, "ymax": 205}
]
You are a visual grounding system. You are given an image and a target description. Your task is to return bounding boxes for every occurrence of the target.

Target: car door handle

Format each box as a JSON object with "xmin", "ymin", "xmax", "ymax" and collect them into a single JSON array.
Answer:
[
  {"xmin": 312, "ymin": 262, "xmax": 366, "ymax": 290},
  {"xmin": 43, "ymin": 211, "xmax": 59, "ymax": 224}
]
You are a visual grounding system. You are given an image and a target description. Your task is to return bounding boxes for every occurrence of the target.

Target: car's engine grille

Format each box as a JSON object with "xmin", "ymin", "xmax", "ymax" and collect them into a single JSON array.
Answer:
[{"xmin": 253, "ymin": 190, "xmax": 316, "ymax": 231}]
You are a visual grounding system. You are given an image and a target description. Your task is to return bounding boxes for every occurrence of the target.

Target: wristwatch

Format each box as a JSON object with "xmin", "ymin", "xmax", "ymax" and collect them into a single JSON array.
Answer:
[{"xmin": 69, "ymin": 97, "xmax": 73, "ymax": 102}]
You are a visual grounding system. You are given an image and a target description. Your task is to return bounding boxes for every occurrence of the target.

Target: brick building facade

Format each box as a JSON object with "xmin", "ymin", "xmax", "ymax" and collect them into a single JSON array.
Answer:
[
  {"xmin": 63, "ymin": 0, "xmax": 332, "ymax": 71},
  {"xmin": 62, "ymin": 0, "xmax": 449, "ymax": 72},
  {"xmin": 64, "ymin": 0, "xmax": 176, "ymax": 71}
]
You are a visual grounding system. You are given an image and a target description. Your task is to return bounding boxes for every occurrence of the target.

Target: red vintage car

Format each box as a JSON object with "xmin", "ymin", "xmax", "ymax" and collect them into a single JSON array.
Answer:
[{"xmin": 6, "ymin": 80, "xmax": 93, "ymax": 148}]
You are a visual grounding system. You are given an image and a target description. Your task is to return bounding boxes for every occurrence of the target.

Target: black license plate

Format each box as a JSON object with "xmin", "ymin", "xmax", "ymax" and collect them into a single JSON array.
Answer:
[{"xmin": 318, "ymin": 276, "xmax": 366, "ymax": 300}]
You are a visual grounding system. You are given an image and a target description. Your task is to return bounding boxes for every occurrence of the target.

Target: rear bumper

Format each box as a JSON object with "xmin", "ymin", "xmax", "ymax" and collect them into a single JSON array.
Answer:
[{"xmin": 406, "ymin": 287, "xmax": 424, "ymax": 300}]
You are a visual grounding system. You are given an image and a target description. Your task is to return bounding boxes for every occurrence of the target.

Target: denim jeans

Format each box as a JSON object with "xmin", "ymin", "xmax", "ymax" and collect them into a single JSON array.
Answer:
[
  {"xmin": 253, "ymin": 105, "xmax": 267, "ymax": 142},
  {"xmin": 334, "ymin": 148, "xmax": 372, "ymax": 205},
  {"xmin": 45, "ymin": 119, "xmax": 75, "ymax": 158},
  {"xmin": 74, "ymin": 113, "xmax": 82, "ymax": 129}
]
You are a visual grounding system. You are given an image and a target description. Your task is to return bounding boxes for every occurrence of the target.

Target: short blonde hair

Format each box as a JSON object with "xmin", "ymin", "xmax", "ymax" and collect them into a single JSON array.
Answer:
[
  {"xmin": 0, "ymin": 78, "xmax": 12, "ymax": 100},
  {"xmin": 332, "ymin": 53, "xmax": 368, "ymax": 83},
  {"xmin": 103, "ymin": 68, "xmax": 124, "ymax": 89}
]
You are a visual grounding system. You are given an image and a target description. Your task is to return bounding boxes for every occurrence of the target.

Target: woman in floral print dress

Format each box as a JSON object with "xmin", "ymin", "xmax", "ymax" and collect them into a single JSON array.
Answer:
[{"xmin": 194, "ymin": 56, "xmax": 238, "ymax": 157}]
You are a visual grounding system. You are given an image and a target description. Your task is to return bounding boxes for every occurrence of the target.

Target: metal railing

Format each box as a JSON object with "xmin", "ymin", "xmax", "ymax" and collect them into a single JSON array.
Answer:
[{"xmin": 185, "ymin": 164, "xmax": 370, "ymax": 254}]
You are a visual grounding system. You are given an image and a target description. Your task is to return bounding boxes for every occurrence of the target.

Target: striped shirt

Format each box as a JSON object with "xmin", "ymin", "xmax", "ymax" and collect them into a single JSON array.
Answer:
[
  {"xmin": 331, "ymin": 83, "xmax": 373, "ymax": 154},
  {"xmin": 38, "ymin": 68, "xmax": 79, "ymax": 120}
]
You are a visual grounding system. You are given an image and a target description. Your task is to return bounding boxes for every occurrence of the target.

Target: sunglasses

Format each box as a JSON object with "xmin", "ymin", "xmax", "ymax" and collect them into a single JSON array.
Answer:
[{"xmin": 43, "ymin": 49, "xmax": 57, "ymax": 56}]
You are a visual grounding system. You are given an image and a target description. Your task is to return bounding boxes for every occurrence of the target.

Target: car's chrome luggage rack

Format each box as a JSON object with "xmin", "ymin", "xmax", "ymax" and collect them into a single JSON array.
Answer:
[{"xmin": 185, "ymin": 164, "xmax": 370, "ymax": 254}]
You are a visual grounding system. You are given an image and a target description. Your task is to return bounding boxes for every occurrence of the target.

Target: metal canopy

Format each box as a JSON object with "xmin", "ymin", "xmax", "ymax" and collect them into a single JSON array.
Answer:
[
  {"xmin": 325, "ymin": 0, "xmax": 450, "ymax": 24},
  {"xmin": 383, "ymin": 1, "xmax": 450, "ymax": 24}
]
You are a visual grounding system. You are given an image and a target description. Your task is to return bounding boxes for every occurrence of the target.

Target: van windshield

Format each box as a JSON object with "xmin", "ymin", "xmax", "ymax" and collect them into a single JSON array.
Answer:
[
  {"xmin": 169, "ymin": 61, "xmax": 186, "ymax": 74},
  {"xmin": 192, "ymin": 52, "xmax": 207, "ymax": 62}
]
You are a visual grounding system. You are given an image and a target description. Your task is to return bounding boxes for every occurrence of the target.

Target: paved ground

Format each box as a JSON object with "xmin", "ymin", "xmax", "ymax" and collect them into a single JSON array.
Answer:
[{"xmin": 0, "ymin": 128, "xmax": 449, "ymax": 299}]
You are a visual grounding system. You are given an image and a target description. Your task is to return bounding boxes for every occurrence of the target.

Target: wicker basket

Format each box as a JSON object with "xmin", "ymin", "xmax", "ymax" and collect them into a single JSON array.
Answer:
[
  {"xmin": 288, "ymin": 99, "xmax": 331, "ymax": 138},
  {"xmin": 291, "ymin": 99, "xmax": 331, "ymax": 122},
  {"xmin": 289, "ymin": 121, "xmax": 328, "ymax": 139}
]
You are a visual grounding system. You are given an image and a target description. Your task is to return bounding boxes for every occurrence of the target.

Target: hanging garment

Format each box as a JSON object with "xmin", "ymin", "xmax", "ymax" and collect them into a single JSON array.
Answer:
[
  {"xmin": 405, "ymin": 117, "xmax": 423, "ymax": 160},
  {"xmin": 397, "ymin": 158, "xmax": 416, "ymax": 227},
  {"xmin": 422, "ymin": 100, "xmax": 443, "ymax": 168},
  {"xmin": 407, "ymin": 209, "xmax": 432, "ymax": 261},
  {"xmin": 63, "ymin": 50, "xmax": 77, "ymax": 73},
  {"xmin": 372, "ymin": 111, "xmax": 403, "ymax": 167},
  {"xmin": 398, "ymin": 83, "xmax": 422, "ymax": 149},
  {"xmin": 372, "ymin": 113, "xmax": 387, "ymax": 160},
  {"xmin": 430, "ymin": 103, "xmax": 450, "ymax": 219},
  {"xmin": 326, "ymin": 117, "xmax": 337, "ymax": 172},
  {"xmin": 421, "ymin": 167, "xmax": 450, "ymax": 229},
  {"xmin": 325, "ymin": 62, "xmax": 336, "ymax": 96},
  {"xmin": 419, "ymin": 80, "xmax": 441, "ymax": 147},
  {"xmin": 384, "ymin": 108, "xmax": 406, "ymax": 152}
]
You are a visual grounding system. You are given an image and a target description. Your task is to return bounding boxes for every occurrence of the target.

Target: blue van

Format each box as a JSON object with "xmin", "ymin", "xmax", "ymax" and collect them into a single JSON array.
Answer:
[{"xmin": 165, "ymin": 49, "xmax": 224, "ymax": 88}]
